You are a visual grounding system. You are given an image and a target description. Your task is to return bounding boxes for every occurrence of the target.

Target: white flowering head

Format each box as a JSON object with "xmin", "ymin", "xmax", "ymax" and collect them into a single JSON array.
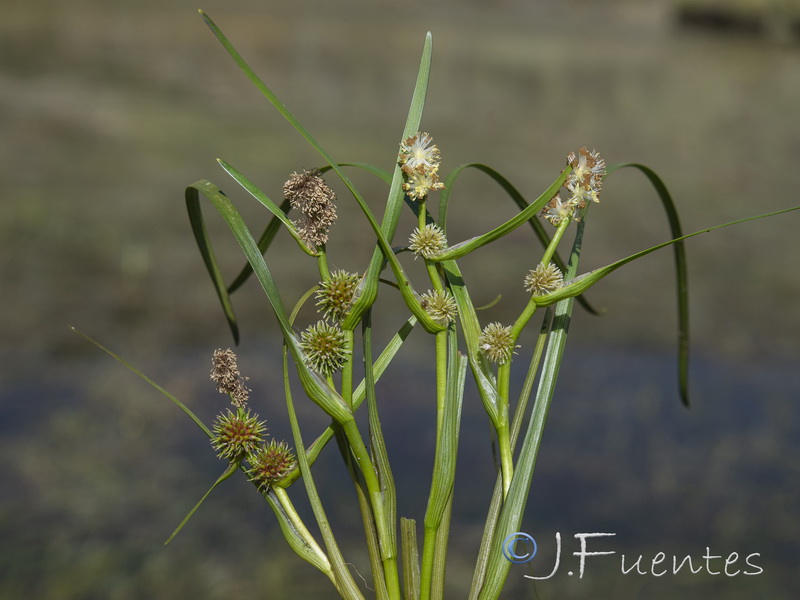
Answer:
[
  {"xmin": 479, "ymin": 322, "xmax": 517, "ymax": 365},
  {"xmin": 524, "ymin": 263, "xmax": 564, "ymax": 296},
  {"xmin": 420, "ymin": 289, "xmax": 458, "ymax": 325},
  {"xmin": 541, "ymin": 148, "xmax": 605, "ymax": 227},
  {"xmin": 398, "ymin": 132, "xmax": 441, "ymax": 174},
  {"xmin": 409, "ymin": 223, "xmax": 447, "ymax": 259},
  {"xmin": 402, "ymin": 166, "xmax": 445, "ymax": 201}
]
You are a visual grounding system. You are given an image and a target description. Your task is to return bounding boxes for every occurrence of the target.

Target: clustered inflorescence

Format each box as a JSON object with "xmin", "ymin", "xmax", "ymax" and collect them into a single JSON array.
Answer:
[
  {"xmin": 409, "ymin": 223, "xmax": 447, "ymax": 259},
  {"xmin": 541, "ymin": 147, "xmax": 606, "ymax": 226},
  {"xmin": 300, "ymin": 320, "xmax": 350, "ymax": 377},
  {"xmin": 398, "ymin": 132, "xmax": 445, "ymax": 200},
  {"xmin": 315, "ymin": 270, "xmax": 360, "ymax": 323},
  {"xmin": 478, "ymin": 322, "xmax": 517, "ymax": 365},
  {"xmin": 524, "ymin": 262, "xmax": 565, "ymax": 296},
  {"xmin": 208, "ymin": 348, "xmax": 295, "ymax": 490},
  {"xmin": 283, "ymin": 169, "xmax": 338, "ymax": 249}
]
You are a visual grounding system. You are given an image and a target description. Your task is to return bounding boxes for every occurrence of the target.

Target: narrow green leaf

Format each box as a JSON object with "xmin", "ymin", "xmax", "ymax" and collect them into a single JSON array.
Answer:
[
  {"xmin": 476, "ymin": 208, "xmax": 589, "ymax": 600},
  {"xmin": 185, "ymin": 181, "xmax": 240, "ymax": 343},
  {"xmin": 217, "ymin": 158, "xmax": 316, "ymax": 256},
  {"xmin": 70, "ymin": 326, "xmax": 211, "ymax": 438},
  {"xmin": 281, "ymin": 349, "xmax": 366, "ymax": 600},
  {"xmin": 227, "ymin": 197, "xmax": 292, "ymax": 294},
  {"xmin": 165, "ymin": 462, "xmax": 239, "ymax": 544},
  {"xmin": 440, "ymin": 163, "xmax": 598, "ymax": 315},
  {"xmin": 607, "ymin": 162, "xmax": 689, "ymax": 404},
  {"xmin": 363, "ymin": 312, "xmax": 397, "ymax": 559},
  {"xmin": 530, "ymin": 205, "xmax": 800, "ymax": 310},
  {"xmin": 441, "ymin": 258, "xmax": 500, "ymax": 428},
  {"xmin": 431, "ymin": 167, "xmax": 570, "ymax": 262},
  {"xmin": 343, "ymin": 33, "xmax": 433, "ymax": 330},
  {"xmin": 423, "ymin": 329, "xmax": 467, "ymax": 531},
  {"xmin": 187, "ymin": 180, "xmax": 353, "ymax": 424}
]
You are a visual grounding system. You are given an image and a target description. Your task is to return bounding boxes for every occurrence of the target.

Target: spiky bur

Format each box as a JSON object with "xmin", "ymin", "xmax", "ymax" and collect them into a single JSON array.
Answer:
[
  {"xmin": 398, "ymin": 132, "xmax": 445, "ymax": 200},
  {"xmin": 524, "ymin": 263, "xmax": 565, "ymax": 296},
  {"xmin": 211, "ymin": 408, "xmax": 267, "ymax": 461},
  {"xmin": 210, "ymin": 348, "xmax": 250, "ymax": 408},
  {"xmin": 409, "ymin": 223, "xmax": 447, "ymax": 259},
  {"xmin": 246, "ymin": 440, "xmax": 296, "ymax": 491},
  {"xmin": 541, "ymin": 147, "xmax": 606, "ymax": 226},
  {"xmin": 479, "ymin": 322, "xmax": 517, "ymax": 365},
  {"xmin": 283, "ymin": 169, "xmax": 338, "ymax": 249},
  {"xmin": 316, "ymin": 270, "xmax": 360, "ymax": 322},
  {"xmin": 300, "ymin": 321, "xmax": 349, "ymax": 376},
  {"xmin": 420, "ymin": 289, "xmax": 458, "ymax": 325}
]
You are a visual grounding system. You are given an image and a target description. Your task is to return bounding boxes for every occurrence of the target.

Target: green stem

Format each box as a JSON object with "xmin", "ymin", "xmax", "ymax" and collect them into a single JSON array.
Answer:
[
  {"xmin": 540, "ymin": 218, "xmax": 571, "ymax": 267},
  {"xmin": 419, "ymin": 328, "xmax": 451, "ymax": 600},
  {"xmin": 341, "ymin": 328, "xmax": 355, "ymax": 410},
  {"xmin": 316, "ymin": 245, "xmax": 331, "ymax": 280},
  {"xmin": 494, "ymin": 361, "xmax": 514, "ymax": 497},
  {"xmin": 340, "ymin": 417, "xmax": 401, "ymax": 599}
]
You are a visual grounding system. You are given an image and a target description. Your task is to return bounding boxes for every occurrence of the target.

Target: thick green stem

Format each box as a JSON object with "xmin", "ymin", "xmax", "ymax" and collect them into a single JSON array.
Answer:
[
  {"xmin": 341, "ymin": 328, "xmax": 355, "ymax": 410},
  {"xmin": 494, "ymin": 361, "xmax": 514, "ymax": 497},
  {"xmin": 420, "ymin": 329, "xmax": 450, "ymax": 600},
  {"xmin": 340, "ymin": 417, "xmax": 401, "ymax": 599}
]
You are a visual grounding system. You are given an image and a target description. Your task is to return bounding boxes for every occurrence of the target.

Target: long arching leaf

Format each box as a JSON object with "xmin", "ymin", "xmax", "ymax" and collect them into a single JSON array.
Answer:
[{"xmin": 607, "ymin": 162, "xmax": 689, "ymax": 404}]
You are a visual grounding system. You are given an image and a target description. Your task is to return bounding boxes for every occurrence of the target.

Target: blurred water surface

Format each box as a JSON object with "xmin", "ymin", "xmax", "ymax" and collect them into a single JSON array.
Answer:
[{"xmin": 1, "ymin": 0, "xmax": 799, "ymax": 598}]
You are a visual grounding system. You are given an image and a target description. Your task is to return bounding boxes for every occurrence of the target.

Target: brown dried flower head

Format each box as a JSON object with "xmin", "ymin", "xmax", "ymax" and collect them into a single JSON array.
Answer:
[
  {"xmin": 283, "ymin": 169, "xmax": 338, "ymax": 248},
  {"xmin": 210, "ymin": 348, "xmax": 250, "ymax": 408}
]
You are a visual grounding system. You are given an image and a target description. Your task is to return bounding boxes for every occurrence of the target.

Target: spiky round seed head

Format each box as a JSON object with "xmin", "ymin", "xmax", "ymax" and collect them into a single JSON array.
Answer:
[
  {"xmin": 300, "ymin": 321, "xmax": 349, "ymax": 376},
  {"xmin": 210, "ymin": 408, "xmax": 267, "ymax": 461},
  {"xmin": 420, "ymin": 289, "xmax": 458, "ymax": 325},
  {"xmin": 246, "ymin": 440, "xmax": 295, "ymax": 491},
  {"xmin": 316, "ymin": 270, "xmax": 360, "ymax": 322},
  {"xmin": 524, "ymin": 263, "xmax": 565, "ymax": 296},
  {"xmin": 409, "ymin": 223, "xmax": 447, "ymax": 259},
  {"xmin": 210, "ymin": 348, "xmax": 250, "ymax": 408},
  {"xmin": 479, "ymin": 322, "xmax": 517, "ymax": 365},
  {"xmin": 398, "ymin": 132, "xmax": 442, "ymax": 173},
  {"xmin": 402, "ymin": 166, "xmax": 445, "ymax": 201}
]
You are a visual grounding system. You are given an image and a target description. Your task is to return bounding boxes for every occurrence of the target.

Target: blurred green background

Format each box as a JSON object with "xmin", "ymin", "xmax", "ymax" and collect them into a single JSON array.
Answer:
[{"xmin": 2, "ymin": 0, "xmax": 799, "ymax": 598}]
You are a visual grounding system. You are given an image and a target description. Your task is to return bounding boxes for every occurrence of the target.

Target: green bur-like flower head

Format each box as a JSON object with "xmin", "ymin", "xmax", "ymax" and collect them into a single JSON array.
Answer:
[
  {"xmin": 316, "ymin": 270, "xmax": 360, "ymax": 322},
  {"xmin": 409, "ymin": 223, "xmax": 447, "ymax": 259},
  {"xmin": 300, "ymin": 320, "xmax": 349, "ymax": 376},
  {"xmin": 479, "ymin": 322, "xmax": 517, "ymax": 365},
  {"xmin": 420, "ymin": 289, "xmax": 458, "ymax": 325},
  {"xmin": 246, "ymin": 440, "xmax": 296, "ymax": 491},
  {"xmin": 524, "ymin": 263, "xmax": 564, "ymax": 296},
  {"xmin": 211, "ymin": 408, "xmax": 267, "ymax": 461}
]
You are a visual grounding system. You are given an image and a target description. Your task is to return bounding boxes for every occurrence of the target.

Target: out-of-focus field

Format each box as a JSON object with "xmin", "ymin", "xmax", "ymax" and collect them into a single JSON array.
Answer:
[{"xmin": 1, "ymin": 0, "xmax": 799, "ymax": 598}]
